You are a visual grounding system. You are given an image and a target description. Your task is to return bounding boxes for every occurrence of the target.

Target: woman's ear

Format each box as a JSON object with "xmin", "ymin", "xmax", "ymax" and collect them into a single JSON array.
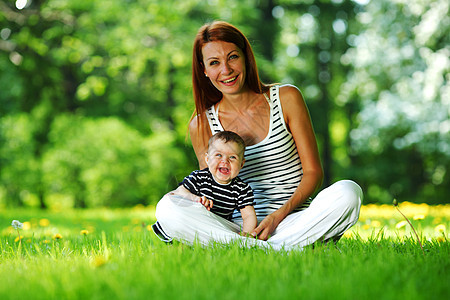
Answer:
[{"xmin": 201, "ymin": 62, "xmax": 207, "ymax": 77}]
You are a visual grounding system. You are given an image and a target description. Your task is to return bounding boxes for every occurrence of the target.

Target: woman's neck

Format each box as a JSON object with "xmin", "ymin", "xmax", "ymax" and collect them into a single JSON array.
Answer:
[{"xmin": 219, "ymin": 88, "xmax": 261, "ymax": 113}]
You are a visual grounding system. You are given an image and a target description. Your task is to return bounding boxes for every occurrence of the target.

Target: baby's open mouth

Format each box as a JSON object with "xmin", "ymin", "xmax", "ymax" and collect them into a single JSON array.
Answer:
[{"xmin": 219, "ymin": 167, "xmax": 230, "ymax": 175}]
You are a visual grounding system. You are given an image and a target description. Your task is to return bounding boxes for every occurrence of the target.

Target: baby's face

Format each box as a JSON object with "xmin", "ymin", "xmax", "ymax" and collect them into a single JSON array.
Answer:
[{"xmin": 205, "ymin": 139, "xmax": 244, "ymax": 184}]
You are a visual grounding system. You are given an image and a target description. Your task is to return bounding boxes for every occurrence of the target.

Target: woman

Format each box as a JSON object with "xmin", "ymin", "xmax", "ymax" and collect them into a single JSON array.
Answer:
[{"xmin": 154, "ymin": 21, "xmax": 362, "ymax": 250}]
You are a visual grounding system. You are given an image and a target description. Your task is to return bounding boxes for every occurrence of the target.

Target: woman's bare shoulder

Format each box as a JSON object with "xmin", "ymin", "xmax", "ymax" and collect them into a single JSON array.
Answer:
[
  {"xmin": 189, "ymin": 113, "xmax": 208, "ymax": 134},
  {"xmin": 278, "ymin": 84, "xmax": 307, "ymax": 112},
  {"xmin": 189, "ymin": 114, "xmax": 200, "ymax": 133},
  {"xmin": 189, "ymin": 113, "xmax": 211, "ymax": 146},
  {"xmin": 279, "ymin": 84, "xmax": 303, "ymax": 99}
]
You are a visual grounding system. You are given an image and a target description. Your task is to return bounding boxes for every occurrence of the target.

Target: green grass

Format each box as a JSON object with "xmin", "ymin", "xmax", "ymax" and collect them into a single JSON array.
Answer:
[{"xmin": 1, "ymin": 206, "xmax": 449, "ymax": 300}]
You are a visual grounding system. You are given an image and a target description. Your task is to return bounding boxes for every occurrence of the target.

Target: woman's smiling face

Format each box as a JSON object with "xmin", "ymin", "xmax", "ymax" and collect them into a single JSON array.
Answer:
[{"xmin": 202, "ymin": 41, "xmax": 247, "ymax": 96}]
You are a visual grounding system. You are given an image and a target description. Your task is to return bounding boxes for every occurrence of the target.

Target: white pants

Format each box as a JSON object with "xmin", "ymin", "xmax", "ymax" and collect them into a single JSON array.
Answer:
[{"xmin": 155, "ymin": 180, "xmax": 362, "ymax": 251}]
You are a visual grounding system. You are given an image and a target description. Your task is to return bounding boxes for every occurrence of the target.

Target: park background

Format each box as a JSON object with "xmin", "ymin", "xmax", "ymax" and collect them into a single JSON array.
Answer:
[{"xmin": 1, "ymin": 0, "xmax": 449, "ymax": 210}]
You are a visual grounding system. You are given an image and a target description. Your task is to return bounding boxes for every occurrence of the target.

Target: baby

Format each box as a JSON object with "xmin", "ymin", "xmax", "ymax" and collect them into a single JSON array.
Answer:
[{"xmin": 169, "ymin": 131, "xmax": 256, "ymax": 234}]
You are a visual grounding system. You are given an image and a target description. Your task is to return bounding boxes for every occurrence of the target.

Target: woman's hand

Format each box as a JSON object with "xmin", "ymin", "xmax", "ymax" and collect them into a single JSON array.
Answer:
[
  {"xmin": 251, "ymin": 213, "xmax": 280, "ymax": 241},
  {"xmin": 197, "ymin": 196, "xmax": 213, "ymax": 211}
]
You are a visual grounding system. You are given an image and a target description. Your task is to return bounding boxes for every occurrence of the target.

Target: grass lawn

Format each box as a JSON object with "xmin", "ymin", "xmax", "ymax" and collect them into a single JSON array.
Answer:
[{"xmin": 1, "ymin": 203, "xmax": 449, "ymax": 300}]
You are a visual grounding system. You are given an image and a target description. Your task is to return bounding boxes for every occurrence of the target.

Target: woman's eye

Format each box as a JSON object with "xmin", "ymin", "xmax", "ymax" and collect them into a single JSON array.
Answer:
[
  {"xmin": 229, "ymin": 54, "xmax": 239, "ymax": 60},
  {"xmin": 209, "ymin": 60, "xmax": 219, "ymax": 66}
]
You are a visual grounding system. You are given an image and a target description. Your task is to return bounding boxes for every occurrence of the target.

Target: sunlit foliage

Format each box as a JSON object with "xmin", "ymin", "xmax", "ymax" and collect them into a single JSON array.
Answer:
[{"xmin": 0, "ymin": 0, "xmax": 448, "ymax": 207}]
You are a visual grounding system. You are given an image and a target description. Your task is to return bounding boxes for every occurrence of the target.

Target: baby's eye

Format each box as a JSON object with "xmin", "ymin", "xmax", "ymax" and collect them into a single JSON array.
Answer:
[
  {"xmin": 215, "ymin": 153, "xmax": 222, "ymax": 158},
  {"xmin": 229, "ymin": 156, "xmax": 237, "ymax": 160}
]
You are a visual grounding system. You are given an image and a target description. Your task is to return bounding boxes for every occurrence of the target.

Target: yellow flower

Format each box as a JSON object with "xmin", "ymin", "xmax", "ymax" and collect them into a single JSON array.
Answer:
[
  {"xmin": 371, "ymin": 220, "xmax": 382, "ymax": 228},
  {"xmin": 362, "ymin": 224, "xmax": 371, "ymax": 230},
  {"xmin": 435, "ymin": 224, "xmax": 446, "ymax": 233},
  {"xmin": 22, "ymin": 221, "xmax": 31, "ymax": 230},
  {"xmin": 15, "ymin": 236, "xmax": 24, "ymax": 242},
  {"xmin": 432, "ymin": 217, "xmax": 442, "ymax": 224},
  {"xmin": 436, "ymin": 236, "xmax": 446, "ymax": 243},
  {"xmin": 396, "ymin": 220, "xmax": 408, "ymax": 229},
  {"xmin": 343, "ymin": 231, "xmax": 353, "ymax": 239},
  {"xmin": 39, "ymin": 218, "xmax": 50, "ymax": 227},
  {"xmin": 53, "ymin": 233, "xmax": 63, "ymax": 240},
  {"xmin": 133, "ymin": 204, "xmax": 145, "ymax": 210},
  {"xmin": 43, "ymin": 240, "xmax": 50, "ymax": 244},
  {"xmin": 91, "ymin": 256, "xmax": 107, "ymax": 268},
  {"xmin": 80, "ymin": 230, "xmax": 89, "ymax": 236},
  {"xmin": 413, "ymin": 214, "xmax": 425, "ymax": 221}
]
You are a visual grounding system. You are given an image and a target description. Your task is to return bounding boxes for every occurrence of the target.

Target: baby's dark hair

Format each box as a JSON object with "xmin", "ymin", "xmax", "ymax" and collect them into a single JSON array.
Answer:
[{"xmin": 208, "ymin": 131, "xmax": 246, "ymax": 157}]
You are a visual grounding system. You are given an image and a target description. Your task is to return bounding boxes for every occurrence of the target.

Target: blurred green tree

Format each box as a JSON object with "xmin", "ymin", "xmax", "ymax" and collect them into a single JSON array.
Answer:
[
  {"xmin": 0, "ymin": 0, "xmax": 448, "ymax": 207},
  {"xmin": 41, "ymin": 115, "xmax": 189, "ymax": 208},
  {"xmin": 338, "ymin": 0, "xmax": 449, "ymax": 203},
  {"xmin": 0, "ymin": 114, "xmax": 41, "ymax": 206},
  {"xmin": 0, "ymin": 0, "xmax": 274, "ymax": 207}
]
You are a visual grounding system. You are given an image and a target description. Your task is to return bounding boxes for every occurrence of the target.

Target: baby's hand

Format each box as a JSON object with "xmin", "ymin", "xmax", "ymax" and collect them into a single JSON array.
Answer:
[{"xmin": 198, "ymin": 196, "xmax": 213, "ymax": 211}]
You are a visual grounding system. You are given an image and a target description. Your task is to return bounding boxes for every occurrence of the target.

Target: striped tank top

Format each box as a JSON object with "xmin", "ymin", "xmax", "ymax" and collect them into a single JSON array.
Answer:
[{"xmin": 206, "ymin": 85, "xmax": 312, "ymax": 221}]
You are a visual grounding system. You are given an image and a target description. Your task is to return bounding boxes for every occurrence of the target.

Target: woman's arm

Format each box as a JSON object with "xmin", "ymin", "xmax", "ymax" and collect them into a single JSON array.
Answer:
[
  {"xmin": 189, "ymin": 114, "xmax": 213, "ymax": 170},
  {"xmin": 251, "ymin": 85, "xmax": 324, "ymax": 240}
]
